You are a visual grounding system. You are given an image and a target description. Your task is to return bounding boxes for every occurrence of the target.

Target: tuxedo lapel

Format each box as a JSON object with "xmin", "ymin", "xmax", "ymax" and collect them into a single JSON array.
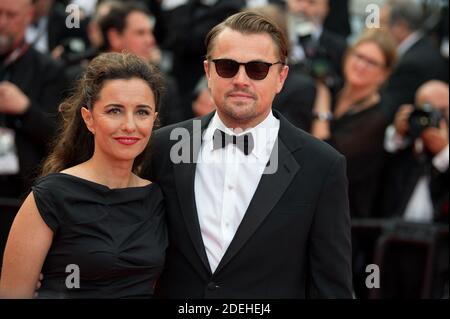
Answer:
[
  {"xmin": 214, "ymin": 113, "xmax": 303, "ymax": 275},
  {"xmin": 173, "ymin": 113, "xmax": 214, "ymax": 275}
]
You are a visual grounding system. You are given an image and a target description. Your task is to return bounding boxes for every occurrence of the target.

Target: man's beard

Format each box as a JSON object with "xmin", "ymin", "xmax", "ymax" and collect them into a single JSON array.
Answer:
[{"xmin": 0, "ymin": 34, "xmax": 13, "ymax": 55}]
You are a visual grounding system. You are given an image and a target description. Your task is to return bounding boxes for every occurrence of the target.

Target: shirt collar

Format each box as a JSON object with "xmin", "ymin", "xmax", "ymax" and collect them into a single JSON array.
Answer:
[
  {"xmin": 203, "ymin": 111, "xmax": 280, "ymax": 159},
  {"xmin": 397, "ymin": 31, "xmax": 422, "ymax": 57}
]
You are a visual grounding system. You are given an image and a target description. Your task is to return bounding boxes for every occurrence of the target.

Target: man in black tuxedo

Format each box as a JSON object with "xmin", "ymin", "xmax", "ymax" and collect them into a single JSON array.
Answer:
[
  {"xmin": 380, "ymin": 80, "xmax": 449, "ymax": 223},
  {"xmin": 144, "ymin": 11, "xmax": 352, "ymax": 298},
  {"xmin": 383, "ymin": 0, "xmax": 448, "ymax": 119}
]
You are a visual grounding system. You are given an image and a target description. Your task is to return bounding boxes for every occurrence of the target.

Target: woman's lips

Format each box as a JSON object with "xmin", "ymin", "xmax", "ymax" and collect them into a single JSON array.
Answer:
[{"xmin": 114, "ymin": 137, "xmax": 141, "ymax": 145}]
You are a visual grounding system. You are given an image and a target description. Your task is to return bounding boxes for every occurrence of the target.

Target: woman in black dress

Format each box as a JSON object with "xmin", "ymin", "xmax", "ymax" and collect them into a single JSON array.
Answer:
[
  {"xmin": 311, "ymin": 29, "xmax": 398, "ymax": 218},
  {"xmin": 0, "ymin": 52, "xmax": 168, "ymax": 298}
]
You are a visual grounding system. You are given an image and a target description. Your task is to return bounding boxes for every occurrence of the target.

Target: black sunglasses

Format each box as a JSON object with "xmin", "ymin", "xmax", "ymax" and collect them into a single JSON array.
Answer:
[{"xmin": 211, "ymin": 59, "xmax": 284, "ymax": 80}]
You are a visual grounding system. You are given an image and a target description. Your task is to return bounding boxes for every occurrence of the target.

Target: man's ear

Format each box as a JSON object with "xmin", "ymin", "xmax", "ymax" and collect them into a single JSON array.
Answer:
[
  {"xmin": 81, "ymin": 107, "xmax": 95, "ymax": 134},
  {"xmin": 203, "ymin": 60, "xmax": 212, "ymax": 89},
  {"xmin": 107, "ymin": 29, "xmax": 122, "ymax": 51},
  {"xmin": 276, "ymin": 65, "xmax": 289, "ymax": 94}
]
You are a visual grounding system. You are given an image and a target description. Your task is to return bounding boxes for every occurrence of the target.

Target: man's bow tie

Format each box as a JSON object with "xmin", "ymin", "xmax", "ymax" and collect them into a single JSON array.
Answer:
[{"xmin": 212, "ymin": 129, "xmax": 254, "ymax": 156}]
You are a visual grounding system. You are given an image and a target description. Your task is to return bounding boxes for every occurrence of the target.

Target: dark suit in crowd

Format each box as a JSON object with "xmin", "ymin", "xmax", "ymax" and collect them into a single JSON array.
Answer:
[
  {"xmin": 383, "ymin": 36, "xmax": 448, "ymax": 118},
  {"xmin": 161, "ymin": 0, "xmax": 244, "ymax": 118},
  {"xmin": 0, "ymin": 45, "xmax": 66, "ymax": 198},
  {"xmin": 273, "ymin": 64, "xmax": 316, "ymax": 132},
  {"xmin": 378, "ymin": 147, "xmax": 449, "ymax": 223}
]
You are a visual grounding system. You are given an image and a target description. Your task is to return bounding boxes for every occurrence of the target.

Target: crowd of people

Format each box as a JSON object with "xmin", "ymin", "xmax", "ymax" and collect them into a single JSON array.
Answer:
[{"xmin": 0, "ymin": 0, "xmax": 448, "ymax": 299}]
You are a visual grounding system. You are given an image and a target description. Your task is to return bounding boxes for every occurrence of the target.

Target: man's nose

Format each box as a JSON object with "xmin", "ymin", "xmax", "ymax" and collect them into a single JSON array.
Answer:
[{"xmin": 232, "ymin": 65, "xmax": 251, "ymax": 86}]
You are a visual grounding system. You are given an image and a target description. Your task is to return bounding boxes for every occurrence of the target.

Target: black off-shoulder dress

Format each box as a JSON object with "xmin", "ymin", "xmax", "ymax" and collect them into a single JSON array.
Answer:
[{"xmin": 31, "ymin": 173, "xmax": 167, "ymax": 299}]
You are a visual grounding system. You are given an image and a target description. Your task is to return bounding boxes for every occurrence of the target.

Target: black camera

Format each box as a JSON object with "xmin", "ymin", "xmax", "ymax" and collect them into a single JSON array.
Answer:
[
  {"xmin": 298, "ymin": 35, "xmax": 342, "ymax": 94},
  {"xmin": 407, "ymin": 103, "xmax": 442, "ymax": 139}
]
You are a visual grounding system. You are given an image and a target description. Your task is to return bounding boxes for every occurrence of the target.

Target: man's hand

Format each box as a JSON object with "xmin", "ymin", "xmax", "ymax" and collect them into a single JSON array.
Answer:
[
  {"xmin": 421, "ymin": 119, "xmax": 449, "ymax": 155},
  {"xmin": 394, "ymin": 104, "xmax": 414, "ymax": 137},
  {"xmin": 0, "ymin": 81, "xmax": 31, "ymax": 115},
  {"xmin": 34, "ymin": 273, "xmax": 43, "ymax": 299}
]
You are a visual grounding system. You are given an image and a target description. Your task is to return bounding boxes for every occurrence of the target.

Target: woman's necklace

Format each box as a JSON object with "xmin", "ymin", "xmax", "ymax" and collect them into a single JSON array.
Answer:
[{"xmin": 334, "ymin": 91, "xmax": 380, "ymax": 118}]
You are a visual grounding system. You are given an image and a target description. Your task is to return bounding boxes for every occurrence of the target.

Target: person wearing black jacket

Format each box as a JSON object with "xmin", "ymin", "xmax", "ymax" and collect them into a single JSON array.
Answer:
[
  {"xmin": 380, "ymin": 80, "xmax": 449, "ymax": 223},
  {"xmin": 26, "ymin": 0, "xmax": 90, "ymax": 56},
  {"xmin": 285, "ymin": 0, "xmax": 348, "ymax": 95},
  {"xmin": 0, "ymin": 0, "xmax": 67, "ymax": 199},
  {"xmin": 144, "ymin": 12, "xmax": 352, "ymax": 299},
  {"xmin": 383, "ymin": 0, "xmax": 448, "ymax": 119},
  {"xmin": 161, "ymin": 0, "xmax": 245, "ymax": 119}
]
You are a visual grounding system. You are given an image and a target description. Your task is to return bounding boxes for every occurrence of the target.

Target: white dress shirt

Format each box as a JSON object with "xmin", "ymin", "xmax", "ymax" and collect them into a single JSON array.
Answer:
[
  {"xmin": 397, "ymin": 31, "xmax": 422, "ymax": 58},
  {"xmin": 26, "ymin": 17, "xmax": 49, "ymax": 54},
  {"xmin": 384, "ymin": 125, "xmax": 449, "ymax": 222},
  {"xmin": 287, "ymin": 15, "xmax": 323, "ymax": 64},
  {"xmin": 194, "ymin": 111, "xmax": 279, "ymax": 273}
]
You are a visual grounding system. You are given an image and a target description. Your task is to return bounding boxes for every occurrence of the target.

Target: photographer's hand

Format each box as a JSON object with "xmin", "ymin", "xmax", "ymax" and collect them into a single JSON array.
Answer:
[
  {"xmin": 394, "ymin": 104, "xmax": 413, "ymax": 137},
  {"xmin": 421, "ymin": 119, "xmax": 449, "ymax": 155},
  {"xmin": 0, "ymin": 81, "xmax": 31, "ymax": 115}
]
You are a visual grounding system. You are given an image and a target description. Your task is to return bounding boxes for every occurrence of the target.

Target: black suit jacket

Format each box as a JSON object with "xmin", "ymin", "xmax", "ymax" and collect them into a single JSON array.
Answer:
[
  {"xmin": 383, "ymin": 36, "xmax": 448, "ymax": 119},
  {"xmin": 318, "ymin": 29, "xmax": 348, "ymax": 86},
  {"xmin": 378, "ymin": 147, "xmax": 449, "ymax": 223},
  {"xmin": 46, "ymin": 2, "xmax": 90, "ymax": 53},
  {"xmin": 323, "ymin": 0, "xmax": 351, "ymax": 38},
  {"xmin": 0, "ymin": 46, "xmax": 66, "ymax": 198},
  {"xmin": 143, "ymin": 110, "xmax": 353, "ymax": 298},
  {"xmin": 163, "ymin": 0, "xmax": 244, "ymax": 98},
  {"xmin": 273, "ymin": 64, "xmax": 316, "ymax": 132}
]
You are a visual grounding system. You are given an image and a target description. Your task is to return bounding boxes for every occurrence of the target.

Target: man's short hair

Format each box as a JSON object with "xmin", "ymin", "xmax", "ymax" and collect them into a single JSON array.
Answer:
[
  {"xmin": 99, "ymin": 1, "xmax": 150, "ymax": 51},
  {"xmin": 205, "ymin": 11, "xmax": 288, "ymax": 64},
  {"xmin": 389, "ymin": 0, "xmax": 423, "ymax": 31}
]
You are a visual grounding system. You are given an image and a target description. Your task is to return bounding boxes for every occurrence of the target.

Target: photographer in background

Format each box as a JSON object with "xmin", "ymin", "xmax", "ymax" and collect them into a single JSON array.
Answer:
[
  {"xmin": 380, "ymin": 80, "xmax": 449, "ymax": 223},
  {"xmin": 26, "ymin": 0, "xmax": 90, "ymax": 61},
  {"xmin": 0, "ymin": 0, "xmax": 66, "ymax": 199},
  {"xmin": 285, "ymin": 0, "xmax": 347, "ymax": 94}
]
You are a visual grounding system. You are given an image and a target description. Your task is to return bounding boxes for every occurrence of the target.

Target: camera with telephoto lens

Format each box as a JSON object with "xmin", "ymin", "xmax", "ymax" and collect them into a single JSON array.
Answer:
[
  {"xmin": 407, "ymin": 103, "xmax": 443, "ymax": 139},
  {"xmin": 297, "ymin": 34, "xmax": 341, "ymax": 93},
  {"xmin": 302, "ymin": 43, "xmax": 339, "ymax": 89},
  {"xmin": 291, "ymin": 16, "xmax": 342, "ymax": 93}
]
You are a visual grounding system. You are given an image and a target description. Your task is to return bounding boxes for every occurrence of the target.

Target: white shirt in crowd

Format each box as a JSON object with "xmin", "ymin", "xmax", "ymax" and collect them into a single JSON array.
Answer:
[
  {"xmin": 26, "ymin": 17, "xmax": 49, "ymax": 54},
  {"xmin": 397, "ymin": 31, "xmax": 422, "ymax": 58}
]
